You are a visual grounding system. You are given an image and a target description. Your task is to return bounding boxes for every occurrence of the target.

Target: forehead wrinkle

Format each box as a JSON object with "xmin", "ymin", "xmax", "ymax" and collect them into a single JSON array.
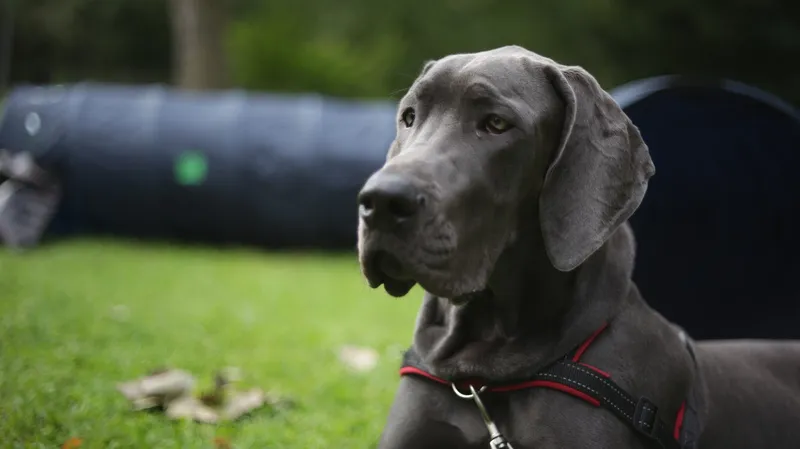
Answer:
[
  {"xmin": 407, "ymin": 67, "xmax": 460, "ymax": 107},
  {"xmin": 459, "ymin": 71, "xmax": 527, "ymax": 109},
  {"xmin": 402, "ymin": 81, "xmax": 434, "ymax": 106},
  {"xmin": 456, "ymin": 58, "xmax": 523, "ymax": 92},
  {"xmin": 461, "ymin": 53, "xmax": 493, "ymax": 72},
  {"xmin": 407, "ymin": 57, "xmax": 533, "ymax": 112},
  {"xmin": 468, "ymin": 61, "xmax": 549, "ymax": 111},
  {"xmin": 462, "ymin": 81, "xmax": 504, "ymax": 102},
  {"xmin": 409, "ymin": 63, "xmax": 456, "ymax": 103}
]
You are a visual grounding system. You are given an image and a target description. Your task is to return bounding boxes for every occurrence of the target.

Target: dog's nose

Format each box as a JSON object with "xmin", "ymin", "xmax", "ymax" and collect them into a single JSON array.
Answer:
[{"xmin": 358, "ymin": 172, "xmax": 424, "ymax": 230}]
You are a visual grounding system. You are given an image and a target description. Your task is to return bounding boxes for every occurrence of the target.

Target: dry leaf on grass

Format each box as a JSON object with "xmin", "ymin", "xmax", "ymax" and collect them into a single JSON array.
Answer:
[
  {"xmin": 338, "ymin": 345, "xmax": 379, "ymax": 372},
  {"xmin": 213, "ymin": 436, "xmax": 232, "ymax": 449},
  {"xmin": 116, "ymin": 368, "xmax": 195, "ymax": 410},
  {"xmin": 109, "ymin": 304, "xmax": 130, "ymax": 321},
  {"xmin": 117, "ymin": 367, "xmax": 282, "ymax": 423},
  {"xmin": 61, "ymin": 437, "xmax": 83, "ymax": 449},
  {"xmin": 222, "ymin": 388, "xmax": 267, "ymax": 421},
  {"xmin": 165, "ymin": 395, "xmax": 219, "ymax": 424}
]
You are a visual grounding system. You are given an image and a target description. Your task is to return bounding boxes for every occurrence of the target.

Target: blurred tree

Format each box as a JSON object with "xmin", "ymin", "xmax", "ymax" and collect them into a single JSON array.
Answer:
[
  {"xmin": 0, "ymin": 0, "xmax": 14, "ymax": 91},
  {"xmin": 168, "ymin": 0, "xmax": 231, "ymax": 90},
  {"xmin": 592, "ymin": 0, "xmax": 800, "ymax": 101},
  {"xmin": 8, "ymin": 0, "xmax": 171, "ymax": 84},
  {"xmin": 5, "ymin": 0, "xmax": 800, "ymax": 104},
  {"xmin": 227, "ymin": 2, "xmax": 403, "ymax": 98}
]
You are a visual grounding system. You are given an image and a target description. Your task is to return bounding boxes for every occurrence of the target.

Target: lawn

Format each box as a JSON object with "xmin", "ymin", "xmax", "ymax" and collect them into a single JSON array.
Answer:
[{"xmin": 0, "ymin": 239, "xmax": 421, "ymax": 448}]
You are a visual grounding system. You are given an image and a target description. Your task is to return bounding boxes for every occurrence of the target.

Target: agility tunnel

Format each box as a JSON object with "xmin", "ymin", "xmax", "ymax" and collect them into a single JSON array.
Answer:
[
  {"xmin": 1, "ymin": 78, "xmax": 798, "ymax": 339},
  {"xmin": 0, "ymin": 83, "xmax": 395, "ymax": 249}
]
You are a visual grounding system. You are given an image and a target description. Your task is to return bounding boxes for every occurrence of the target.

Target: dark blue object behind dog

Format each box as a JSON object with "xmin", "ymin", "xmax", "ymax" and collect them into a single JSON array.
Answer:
[{"xmin": 613, "ymin": 76, "xmax": 800, "ymax": 340}]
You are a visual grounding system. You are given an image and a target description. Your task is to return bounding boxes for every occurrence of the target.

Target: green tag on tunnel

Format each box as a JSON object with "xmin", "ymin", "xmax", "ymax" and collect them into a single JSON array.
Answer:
[{"xmin": 174, "ymin": 151, "xmax": 208, "ymax": 186}]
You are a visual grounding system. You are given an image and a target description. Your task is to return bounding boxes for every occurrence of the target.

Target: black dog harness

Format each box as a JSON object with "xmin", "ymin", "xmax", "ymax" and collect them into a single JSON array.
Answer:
[{"xmin": 399, "ymin": 322, "xmax": 704, "ymax": 449}]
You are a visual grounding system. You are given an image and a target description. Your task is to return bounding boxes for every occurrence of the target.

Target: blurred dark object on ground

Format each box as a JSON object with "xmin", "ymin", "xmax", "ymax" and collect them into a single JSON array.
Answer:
[
  {"xmin": 613, "ymin": 76, "xmax": 800, "ymax": 340},
  {"xmin": 0, "ymin": 149, "xmax": 61, "ymax": 248},
  {"xmin": 0, "ymin": 79, "xmax": 798, "ymax": 340}
]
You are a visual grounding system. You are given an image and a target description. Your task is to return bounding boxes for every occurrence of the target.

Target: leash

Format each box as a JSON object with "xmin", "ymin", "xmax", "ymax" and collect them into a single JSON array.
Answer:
[
  {"xmin": 399, "ymin": 322, "xmax": 691, "ymax": 449},
  {"xmin": 451, "ymin": 384, "xmax": 514, "ymax": 449}
]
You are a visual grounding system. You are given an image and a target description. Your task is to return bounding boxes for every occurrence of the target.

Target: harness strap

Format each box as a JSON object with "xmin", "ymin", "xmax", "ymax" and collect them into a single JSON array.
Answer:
[
  {"xmin": 399, "ymin": 322, "xmax": 685, "ymax": 449},
  {"xmin": 536, "ymin": 359, "xmax": 680, "ymax": 449}
]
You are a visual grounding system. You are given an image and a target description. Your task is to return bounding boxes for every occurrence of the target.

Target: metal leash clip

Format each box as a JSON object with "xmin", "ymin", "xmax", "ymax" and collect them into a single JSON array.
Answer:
[{"xmin": 452, "ymin": 384, "xmax": 515, "ymax": 449}]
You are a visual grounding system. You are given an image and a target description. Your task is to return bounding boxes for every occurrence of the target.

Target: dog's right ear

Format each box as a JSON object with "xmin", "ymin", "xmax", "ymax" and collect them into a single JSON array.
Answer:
[{"xmin": 538, "ymin": 64, "xmax": 655, "ymax": 272}]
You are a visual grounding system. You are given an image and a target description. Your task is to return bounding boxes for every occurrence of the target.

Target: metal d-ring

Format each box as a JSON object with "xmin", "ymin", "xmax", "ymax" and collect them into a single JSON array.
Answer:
[{"xmin": 451, "ymin": 383, "xmax": 487, "ymax": 399}]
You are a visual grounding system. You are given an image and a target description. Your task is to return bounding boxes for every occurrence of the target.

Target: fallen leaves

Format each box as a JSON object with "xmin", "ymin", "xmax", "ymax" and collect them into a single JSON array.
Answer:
[
  {"xmin": 61, "ymin": 437, "xmax": 83, "ymax": 449},
  {"xmin": 338, "ymin": 345, "xmax": 379, "ymax": 372},
  {"xmin": 108, "ymin": 304, "xmax": 130, "ymax": 321},
  {"xmin": 116, "ymin": 367, "xmax": 291, "ymax": 424},
  {"xmin": 213, "ymin": 436, "xmax": 232, "ymax": 449}
]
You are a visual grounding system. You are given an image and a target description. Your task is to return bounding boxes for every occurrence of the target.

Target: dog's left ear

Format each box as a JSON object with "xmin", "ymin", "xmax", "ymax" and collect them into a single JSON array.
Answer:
[{"xmin": 539, "ymin": 65, "xmax": 655, "ymax": 272}]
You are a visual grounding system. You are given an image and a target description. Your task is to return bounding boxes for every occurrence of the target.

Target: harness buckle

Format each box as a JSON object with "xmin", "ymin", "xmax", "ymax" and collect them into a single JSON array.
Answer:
[{"xmin": 632, "ymin": 397, "xmax": 660, "ymax": 439}]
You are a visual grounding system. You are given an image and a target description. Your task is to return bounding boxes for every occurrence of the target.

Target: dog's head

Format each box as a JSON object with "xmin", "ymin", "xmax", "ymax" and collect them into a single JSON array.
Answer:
[{"xmin": 357, "ymin": 45, "xmax": 654, "ymax": 301}]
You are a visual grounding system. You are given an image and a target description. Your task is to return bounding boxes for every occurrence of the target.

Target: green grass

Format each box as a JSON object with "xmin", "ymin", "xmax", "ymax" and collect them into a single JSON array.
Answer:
[{"xmin": 0, "ymin": 239, "xmax": 421, "ymax": 448}]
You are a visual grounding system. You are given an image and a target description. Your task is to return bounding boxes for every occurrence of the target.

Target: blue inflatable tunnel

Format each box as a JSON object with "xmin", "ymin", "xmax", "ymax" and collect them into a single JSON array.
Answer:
[{"xmin": 0, "ymin": 83, "xmax": 395, "ymax": 248}]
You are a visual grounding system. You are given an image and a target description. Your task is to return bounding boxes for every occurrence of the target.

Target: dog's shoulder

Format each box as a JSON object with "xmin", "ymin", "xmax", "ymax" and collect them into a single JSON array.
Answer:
[
  {"xmin": 697, "ymin": 339, "xmax": 800, "ymax": 390},
  {"xmin": 695, "ymin": 340, "xmax": 800, "ymax": 448}
]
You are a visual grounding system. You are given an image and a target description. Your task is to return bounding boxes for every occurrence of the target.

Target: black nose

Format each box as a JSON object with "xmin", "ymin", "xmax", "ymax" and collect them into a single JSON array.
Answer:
[{"xmin": 358, "ymin": 172, "xmax": 424, "ymax": 230}]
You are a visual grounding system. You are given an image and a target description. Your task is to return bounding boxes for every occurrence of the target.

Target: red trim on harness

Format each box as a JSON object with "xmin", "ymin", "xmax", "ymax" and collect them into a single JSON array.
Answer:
[
  {"xmin": 398, "ymin": 323, "xmax": 611, "ymax": 395},
  {"xmin": 673, "ymin": 401, "xmax": 686, "ymax": 440},
  {"xmin": 518, "ymin": 381, "xmax": 601, "ymax": 406},
  {"xmin": 399, "ymin": 366, "xmax": 450, "ymax": 386},
  {"xmin": 398, "ymin": 367, "xmax": 601, "ymax": 408},
  {"xmin": 572, "ymin": 322, "xmax": 609, "ymax": 362},
  {"xmin": 398, "ymin": 321, "xmax": 687, "ymax": 444},
  {"xmin": 577, "ymin": 362, "xmax": 611, "ymax": 378},
  {"xmin": 489, "ymin": 380, "xmax": 600, "ymax": 407},
  {"xmin": 399, "ymin": 368, "xmax": 601, "ymax": 407},
  {"xmin": 399, "ymin": 367, "xmax": 494, "ymax": 392}
]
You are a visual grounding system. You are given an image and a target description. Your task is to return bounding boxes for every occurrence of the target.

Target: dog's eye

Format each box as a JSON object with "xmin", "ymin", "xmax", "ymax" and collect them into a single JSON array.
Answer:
[
  {"xmin": 401, "ymin": 108, "xmax": 416, "ymax": 128},
  {"xmin": 484, "ymin": 115, "xmax": 513, "ymax": 134}
]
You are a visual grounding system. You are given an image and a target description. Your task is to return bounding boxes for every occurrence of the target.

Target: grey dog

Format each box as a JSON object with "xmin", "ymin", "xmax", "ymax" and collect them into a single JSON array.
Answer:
[{"xmin": 356, "ymin": 45, "xmax": 800, "ymax": 449}]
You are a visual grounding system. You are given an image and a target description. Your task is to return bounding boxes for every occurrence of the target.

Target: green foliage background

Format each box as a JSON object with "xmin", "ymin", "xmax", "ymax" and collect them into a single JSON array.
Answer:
[{"xmin": 5, "ymin": 0, "xmax": 800, "ymax": 103}]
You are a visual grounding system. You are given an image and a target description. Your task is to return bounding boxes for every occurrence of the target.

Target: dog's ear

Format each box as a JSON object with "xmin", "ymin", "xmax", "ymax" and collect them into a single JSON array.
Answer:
[{"xmin": 539, "ymin": 65, "xmax": 655, "ymax": 272}]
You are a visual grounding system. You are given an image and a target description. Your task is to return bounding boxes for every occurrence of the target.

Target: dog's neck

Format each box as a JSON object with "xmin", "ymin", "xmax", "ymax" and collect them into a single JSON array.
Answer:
[{"xmin": 413, "ymin": 213, "xmax": 638, "ymax": 381}]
